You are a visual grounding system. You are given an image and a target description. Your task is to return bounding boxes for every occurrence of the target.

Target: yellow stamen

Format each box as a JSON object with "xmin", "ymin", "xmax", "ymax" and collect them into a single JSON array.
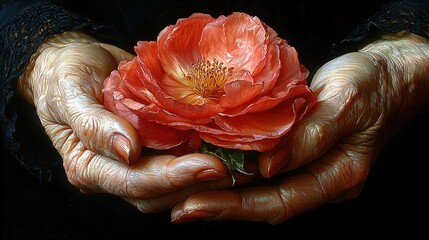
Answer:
[{"xmin": 186, "ymin": 58, "xmax": 233, "ymax": 101}]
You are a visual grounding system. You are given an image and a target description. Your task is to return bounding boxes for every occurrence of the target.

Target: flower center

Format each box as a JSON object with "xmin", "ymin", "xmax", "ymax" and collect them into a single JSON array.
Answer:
[{"xmin": 186, "ymin": 58, "xmax": 233, "ymax": 101}]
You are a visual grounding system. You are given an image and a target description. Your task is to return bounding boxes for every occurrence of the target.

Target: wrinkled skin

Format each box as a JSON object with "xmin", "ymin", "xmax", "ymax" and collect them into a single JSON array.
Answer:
[
  {"xmin": 170, "ymin": 32, "xmax": 429, "ymax": 224},
  {"xmin": 17, "ymin": 31, "xmax": 255, "ymax": 213}
]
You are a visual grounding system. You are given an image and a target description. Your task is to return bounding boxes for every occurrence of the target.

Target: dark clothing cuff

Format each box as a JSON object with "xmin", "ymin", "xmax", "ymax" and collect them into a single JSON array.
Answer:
[{"xmin": 332, "ymin": 0, "xmax": 429, "ymax": 57}]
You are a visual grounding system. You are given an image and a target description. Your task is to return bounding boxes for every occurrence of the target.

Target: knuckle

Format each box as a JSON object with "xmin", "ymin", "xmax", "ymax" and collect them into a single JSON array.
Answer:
[
  {"xmin": 63, "ymin": 150, "xmax": 87, "ymax": 189},
  {"xmin": 301, "ymin": 121, "xmax": 334, "ymax": 157},
  {"xmin": 69, "ymin": 112, "xmax": 108, "ymax": 149},
  {"xmin": 79, "ymin": 115, "xmax": 100, "ymax": 138},
  {"xmin": 121, "ymin": 169, "xmax": 144, "ymax": 198},
  {"xmin": 307, "ymin": 146, "xmax": 371, "ymax": 202},
  {"xmin": 336, "ymin": 148, "xmax": 371, "ymax": 189},
  {"xmin": 270, "ymin": 186, "xmax": 294, "ymax": 224},
  {"xmin": 347, "ymin": 158, "xmax": 370, "ymax": 186},
  {"xmin": 62, "ymin": 143, "xmax": 96, "ymax": 190},
  {"xmin": 308, "ymin": 169, "xmax": 332, "ymax": 201},
  {"xmin": 304, "ymin": 121, "xmax": 325, "ymax": 141}
]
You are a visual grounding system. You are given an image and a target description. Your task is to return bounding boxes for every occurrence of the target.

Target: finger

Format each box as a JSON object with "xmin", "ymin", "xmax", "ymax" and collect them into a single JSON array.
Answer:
[
  {"xmin": 62, "ymin": 130, "xmax": 230, "ymax": 199},
  {"xmin": 171, "ymin": 187, "xmax": 281, "ymax": 224},
  {"xmin": 125, "ymin": 160, "xmax": 258, "ymax": 213},
  {"xmin": 330, "ymin": 182, "xmax": 365, "ymax": 203},
  {"xmin": 54, "ymin": 78, "xmax": 139, "ymax": 163},
  {"xmin": 98, "ymin": 43, "xmax": 135, "ymax": 62},
  {"xmin": 44, "ymin": 119, "xmax": 231, "ymax": 199},
  {"xmin": 48, "ymin": 84, "xmax": 141, "ymax": 164},
  {"xmin": 259, "ymin": 57, "xmax": 370, "ymax": 178},
  {"xmin": 171, "ymin": 143, "xmax": 370, "ymax": 224},
  {"xmin": 39, "ymin": 43, "xmax": 141, "ymax": 163},
  {"xmin": 65, "ymin": 95, "xmax": 141, "ymax": 164}
]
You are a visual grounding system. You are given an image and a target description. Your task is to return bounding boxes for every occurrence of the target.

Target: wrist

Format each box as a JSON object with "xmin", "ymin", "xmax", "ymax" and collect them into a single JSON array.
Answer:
[{"xmin": 359, "ymin": 31, "xmax": 429, "ymax": 128}]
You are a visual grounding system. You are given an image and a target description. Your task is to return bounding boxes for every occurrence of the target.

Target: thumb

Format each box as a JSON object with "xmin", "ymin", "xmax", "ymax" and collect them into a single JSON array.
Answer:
[
  {"xmin": 65, "ymin": 93, "xmax": 141, "ymax": 164},
  {"xmin": 65, "ymin": 43, "xmax": 139, "ymax": 163},
  {"xmin": 259, "ymin": 101, "xmax": 347, "ymax": 178},
  {"xmin": 259, "ymin": 54, "xmax": 367, "ymax": 178}
]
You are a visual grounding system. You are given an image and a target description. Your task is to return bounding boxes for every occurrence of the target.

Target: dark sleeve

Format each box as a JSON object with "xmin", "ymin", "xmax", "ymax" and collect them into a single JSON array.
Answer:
[
  {"xmin": 331, "ymin": 0, "xmax": 429, "ymax": 57},
  {"xmin": 0, "ymin": 0, "xmax": 124, "ymax": 182}
]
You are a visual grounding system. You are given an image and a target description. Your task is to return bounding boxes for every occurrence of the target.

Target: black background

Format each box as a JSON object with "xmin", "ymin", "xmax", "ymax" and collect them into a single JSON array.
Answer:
[{"xmin": 3, "ymin": 0, "xmax": 429, "ymax": 239}]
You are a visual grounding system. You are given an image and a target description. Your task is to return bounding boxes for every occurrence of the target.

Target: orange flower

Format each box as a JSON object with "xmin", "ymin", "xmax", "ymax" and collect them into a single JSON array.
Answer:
[{"xmin": 103, "ymin": 12, "xmax": 316, "ymax": 155}]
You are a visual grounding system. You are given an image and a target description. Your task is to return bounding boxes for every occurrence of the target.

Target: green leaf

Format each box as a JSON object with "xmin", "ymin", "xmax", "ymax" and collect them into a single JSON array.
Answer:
[{"xmin": 199, "ymin": 142, "xmax": 253, "ymax": 186}]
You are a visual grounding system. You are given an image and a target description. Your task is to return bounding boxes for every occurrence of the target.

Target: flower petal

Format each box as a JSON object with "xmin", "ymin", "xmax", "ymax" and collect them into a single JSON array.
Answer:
[
  {"xmin": 103, "ymin": 12, "xmax": 317, "ymax": 154},
  {"xmin": 199, "ymin": 132, "xmax": 280, "ymax": 152},
  {"xmin": 201, "ymin": 83, "xmax": 318, "ymax": 150},
  {"xmin": 220, "ymin": 77, "xmax": 263, "ymax": 108},
  {"xmin": 252, "ymin": 38, "xmax": 281, "ymax": 93},
  {"xmin": 168, "ymin": 131, "xmax": 202, "ymax": 156},
  {"xmin": 135, "ymin": 38, "xmax": 224, "ymax": 119},
  {"xmin": 142, "ymin": 77, "xmax": 224, "ymax": 119},
  {"xmin": 135, "ymin": 41, "xmax": 164, "ymax": 81},
  {"xmin": 157, "ymin": 13, "xmax": 215, "ymax": 81},
  {"xmin": 220, "ymin": 41, "xmax": 310, "ymax": 116},
  {"xmin": 113, "ymin": 58, "xmax": 160, "ymax": 105},
  {"xmin": 135, "ymin": 41, "xmax": 192, "ymax": 99},
  {"xmin": 103, "ymin": 74, "xmax": 187, "ymax": 150},
  {"xmin": 121, "ymin": 98, "xmax": 212, "ymax": 125},
  {"xmin": 214, "ymin": 98, "xmax": 307, "ymax": 137},
  {"xmin": 136, "ymin": 119, "xmax": 191, "ymax": 150},
  {"xmin": 221, "ymin": 85, "xmax": 313, "ymax": 116},
  {"xmin": 269, "ymin": 42, "xmax": 308, "ymax": 94},
  {"xmin": 199, "ymin": 12, "xmax": 267, "ymax": 73}
]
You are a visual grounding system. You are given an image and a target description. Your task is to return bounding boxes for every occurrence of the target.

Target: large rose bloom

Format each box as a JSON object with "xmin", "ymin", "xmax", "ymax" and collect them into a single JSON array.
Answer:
[{"xmin": 103, "ymin": 12, "xmax": 316, "ymax": 155}]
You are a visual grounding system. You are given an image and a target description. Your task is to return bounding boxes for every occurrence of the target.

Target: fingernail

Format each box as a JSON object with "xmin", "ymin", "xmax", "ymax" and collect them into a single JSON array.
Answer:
[
  {"xmin": 195, "ymin": 169, "xmax": 227, "ymax": 181},
  {"xmin": 171, "ymin": 210, "xmax": 214, "ymax": 224},
  {"xmin": 267, "ymin": 151, "xmax": 287, "ymax": 177},
  {"xmin": 112, "ymin": 134, "xmax": 131, "ymax": 164},
  {"xmin": 171, "ymin": 208, "xmax": 183, "ymax": 222}
]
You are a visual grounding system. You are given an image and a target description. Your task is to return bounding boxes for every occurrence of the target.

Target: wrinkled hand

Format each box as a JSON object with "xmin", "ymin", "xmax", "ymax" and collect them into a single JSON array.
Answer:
[
  {"xmin": 170, "ymin": 32, "xmax": 429, "ymax": 224},
  {"xmin": 17, "ymin": 31, "xmax": 254, "ymax": 213}
]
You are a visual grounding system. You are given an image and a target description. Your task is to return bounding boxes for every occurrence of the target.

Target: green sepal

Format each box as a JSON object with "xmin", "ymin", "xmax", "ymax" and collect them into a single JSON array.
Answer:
[{"xmin": 199, "ymin": 142, "xmax": 253, "ymax": 185}]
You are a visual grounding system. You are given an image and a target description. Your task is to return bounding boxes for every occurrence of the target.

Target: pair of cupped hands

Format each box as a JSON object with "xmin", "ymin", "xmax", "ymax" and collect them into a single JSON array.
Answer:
[{"xmin": 18, "ymin": 31, "xmax": 429, "ymax": 224}]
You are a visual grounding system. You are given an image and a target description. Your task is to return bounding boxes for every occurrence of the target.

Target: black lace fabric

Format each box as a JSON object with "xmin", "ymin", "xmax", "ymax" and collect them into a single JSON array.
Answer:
[
  {"xmin": 0, "ymin": 0, "xmax": 428, "ymax": 182},
  {"xmin": 333, "ymin": 0, "xmax": 429, "ymax": 56}
]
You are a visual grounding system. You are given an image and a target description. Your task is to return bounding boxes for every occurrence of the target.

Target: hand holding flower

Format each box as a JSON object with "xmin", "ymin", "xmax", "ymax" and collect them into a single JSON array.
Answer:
[
  {"xmin": 169, "ymin": 32, "xmax": 429, "ymax": 224},
  {"xmin": 17, "ymin": 31, "xmax": 253, "ymax": 214}
]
